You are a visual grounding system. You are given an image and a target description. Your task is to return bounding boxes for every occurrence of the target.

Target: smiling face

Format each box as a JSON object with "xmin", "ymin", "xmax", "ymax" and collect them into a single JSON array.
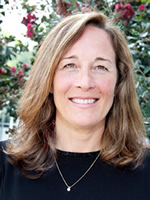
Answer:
[{"xmin": 53, "ymin": 25, "xmax": 117, "ymax": 132}]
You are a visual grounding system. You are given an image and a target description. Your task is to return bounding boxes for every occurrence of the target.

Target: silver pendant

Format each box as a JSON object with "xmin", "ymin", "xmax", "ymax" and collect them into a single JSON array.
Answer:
[{"xmin": 67, "ymin": 187, "xmax": 71, "ymax": 192}]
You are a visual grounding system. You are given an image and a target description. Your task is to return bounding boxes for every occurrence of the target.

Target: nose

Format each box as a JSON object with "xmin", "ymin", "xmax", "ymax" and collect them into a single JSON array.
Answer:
[{"xmin": 75, "ymin": 68, "xmax": 95, "ymax": 91}]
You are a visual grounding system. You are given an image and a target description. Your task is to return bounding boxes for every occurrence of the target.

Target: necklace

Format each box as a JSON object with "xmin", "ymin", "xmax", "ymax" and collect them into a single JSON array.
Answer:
[{"xmin": 55, "ymin": 151, "xmax": 101, "ymax": 192}]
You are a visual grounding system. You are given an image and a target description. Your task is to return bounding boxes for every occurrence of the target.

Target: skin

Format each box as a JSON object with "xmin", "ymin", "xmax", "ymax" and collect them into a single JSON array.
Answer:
[{"xmin": 53, "ymin": 25, "xmax": 117, "ymax": 152}]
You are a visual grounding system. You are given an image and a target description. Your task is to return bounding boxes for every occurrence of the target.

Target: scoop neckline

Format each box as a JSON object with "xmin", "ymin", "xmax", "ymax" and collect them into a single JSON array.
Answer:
[{"xmin": 56, "ymin": 149, "xmax": 100, "ymax": 157}]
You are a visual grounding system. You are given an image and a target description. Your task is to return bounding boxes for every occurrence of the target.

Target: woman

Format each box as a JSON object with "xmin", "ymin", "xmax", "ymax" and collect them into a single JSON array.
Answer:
[{"xmin": 0, "ymin": 12, "xmax": 150, "ymax": 200}]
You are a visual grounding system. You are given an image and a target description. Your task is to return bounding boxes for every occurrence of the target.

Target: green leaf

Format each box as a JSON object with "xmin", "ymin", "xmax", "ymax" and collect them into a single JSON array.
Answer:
[
  {"xmin": 144, "ymin": 67, "xmax": 150, "ymax": 74},
  {"xmin": 141, "ymin": 32, "xmax": 149, "ymax": 38}
]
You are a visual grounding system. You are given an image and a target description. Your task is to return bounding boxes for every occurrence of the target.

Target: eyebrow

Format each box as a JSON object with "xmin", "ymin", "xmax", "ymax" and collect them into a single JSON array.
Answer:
[
  {"xmin": 61, "ymin": 55, "xmax": 78, "ymax": 60},
  {"xmin": 61, "ymin": 55, "xmax": 112, "ymax": 63},
  {"xmin": 95, "ymin": 57, "xmax": 111, "ymax": 63}
]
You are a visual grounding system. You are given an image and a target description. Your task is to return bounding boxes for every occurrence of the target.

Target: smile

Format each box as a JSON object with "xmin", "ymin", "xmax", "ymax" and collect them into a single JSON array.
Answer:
[{"xmin": 70, "ymin": 98, "xmax": 98, "ymax": 104}]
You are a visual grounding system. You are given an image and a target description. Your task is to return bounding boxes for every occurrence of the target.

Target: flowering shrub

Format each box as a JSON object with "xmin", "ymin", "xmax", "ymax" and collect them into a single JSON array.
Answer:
[
  {"xmin": 0, "ymin": 0, "xmax": 150, "ymax": 136},
  {"xmin": 0, "ymin": 62, "xmax": 30, "ymax": 117},
  {"xmin": 26, "ymin": 23, "xmax": 34, "ymax": 38},
  {"xmin": 114, "ymin": 3, "xmax": 135, "ymax": 25},
  {"xmin": 10, "ymin": 67, "xmax": 16, "ymax": 73},
  {"xmin": 138, "ymin": 4, "xmax": 146, "ymax": 11},
  {"xmin": 22, "ymin": 13, "xmax": 36, "ymax": 38},
  {"xmin": 56, "ymin": 0, "xmax": 71, "ymax": 16},
  {"xmin": 22, "ymin": 13, "xmax": 36, "ymax": 25}
]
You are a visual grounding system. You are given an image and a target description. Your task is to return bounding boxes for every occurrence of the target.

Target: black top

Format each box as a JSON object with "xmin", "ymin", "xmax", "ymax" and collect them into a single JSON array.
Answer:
[{"xmin": 0, "ymin": 141, "xmax": 150, "ymax": 200}]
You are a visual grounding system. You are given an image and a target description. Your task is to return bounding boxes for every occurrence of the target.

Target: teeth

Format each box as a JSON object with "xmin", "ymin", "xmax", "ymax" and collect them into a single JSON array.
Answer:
[{"xmin": 71, "ymin": 99, "xmax": 97, "ymax": 104}]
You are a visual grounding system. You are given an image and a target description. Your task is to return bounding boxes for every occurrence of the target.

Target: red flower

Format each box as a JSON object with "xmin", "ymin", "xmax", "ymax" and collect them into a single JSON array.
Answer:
[
  {"xmin": 81, "ymin": 5, "xmax": 91, "ymax": 13},
  {"xmin": 22, "ymin": 17, "xmax": 27, "ymax": 24},
  {"xmin": 21, "ymin": 63, "xmax": 29, "ymax": 69},
  {"xmin": 10, "ymin": 67, "xmax": 16, "ymax": 74},
  {"xmin": 10, "ymin": 66, "xmax": 16, "ymax": 73},
  {"xmin": 26, "ymin": 23, "xmax": 34, "ymax": 38},
  {"xmin": 17, "ymin": 70, "xmax": 24, "ymax": 83},
  {"xmin": 27, "ymin": 13, "xmax": 36, "ymax": 25},
  {"xmin": 56, "ymin": 0, "xmax": 71, "ymax": 17},
  {"xmin": 27, "ymin": 31, "xmax": 34, "ymax": 38},
  {"xmin": 114, "ymin": 2, "xmax": 124, "ymax": 11},
  {"xmin": 138, "ymin": 4, "xmax": 146, "ymax": 12},
  {"xmin": 114, "ymin": 3, "xmax": 134, "ymax": 23},
  {"xmin": 22, "ymin": 13, "xmax": 36, "ymax": 25},
  {"xmin": 22, "ymin": 13, "xmax": 36, "ymax": 38},
  {"xmin": 0, "ymin": 68, "xmax": 3, "ymax": 76},
  {"xmin": 18, "ymin": 70, "xmax": 23, "ymax": 74},
  {"xmin": 0, "ymin": 68, "xmax": 6, "ymax": 75},
  {"xmin": 18, "ymin": 70, "xmax": 24, "ymax": 76},
  {"xmin": 124, "ymin": 3, "xmax": 134, "ymax": 19},
  {"xmin": 27, "ymin": 23, "xmax": 32, "ymax": 29},
  {"xmin": 76, "ymin": 2, "xmax": 79, "ymax": 6}
]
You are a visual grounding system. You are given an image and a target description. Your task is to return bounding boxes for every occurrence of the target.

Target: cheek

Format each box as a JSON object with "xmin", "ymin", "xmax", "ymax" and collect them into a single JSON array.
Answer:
[
  {"xmin": 53, "ymin": 73, "xmax": 73, "ymax": 94},
  {"xmin": 97, "ymin": 77, "xmax": 116, "ymax": 96}
]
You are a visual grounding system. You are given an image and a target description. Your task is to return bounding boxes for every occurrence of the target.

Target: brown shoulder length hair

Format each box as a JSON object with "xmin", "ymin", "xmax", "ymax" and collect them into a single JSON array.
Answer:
[{"xmin": 6, "ymin": 12, "xmax": 146, "ymax": 178}]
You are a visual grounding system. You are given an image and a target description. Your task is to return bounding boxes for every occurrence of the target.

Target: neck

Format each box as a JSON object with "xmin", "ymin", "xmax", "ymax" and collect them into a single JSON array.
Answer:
[{"xmin": 55, "ymin": 117, "xmax": 104, "ymax": 153}]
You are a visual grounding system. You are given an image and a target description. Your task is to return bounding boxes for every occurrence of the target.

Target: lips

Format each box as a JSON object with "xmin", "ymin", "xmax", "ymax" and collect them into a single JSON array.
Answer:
[{"xmin": 69, "ymin": 98, "xmax": 99, "ymax": 104}]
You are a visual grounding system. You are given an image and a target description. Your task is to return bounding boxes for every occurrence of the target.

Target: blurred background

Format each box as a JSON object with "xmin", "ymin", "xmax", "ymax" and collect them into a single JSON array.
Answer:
[{"xmin": 0, "ymin": 0, "xmax": 150, "ymax": 142}]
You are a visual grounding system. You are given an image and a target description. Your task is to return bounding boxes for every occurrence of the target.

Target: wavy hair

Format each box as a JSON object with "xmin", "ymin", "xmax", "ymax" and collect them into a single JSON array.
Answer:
[{"xmin": 6, "ymin": 12, "xmax": 146, "ymax": 178}]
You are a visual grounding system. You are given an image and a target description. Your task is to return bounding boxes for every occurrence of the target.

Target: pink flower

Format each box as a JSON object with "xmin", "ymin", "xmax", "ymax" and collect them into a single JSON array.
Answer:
[
  {"xmin": 114, "ymin": 3, "xmax": 134, "ymax": 23},
  {"xmin": 18, "ymin": 70, "xmax": 24, "ymax": 75},
  {"xmin": 10, "ymin": 66, "xmax": 16, "ymax": 72},
  {"xmin": 22, "ymin": 14, "xmax": 35, "ymax": 38},
  {"xmin": 56, "ymin": 0, "xmax": 71, "ymax": 17},
  {"xmin": 114, "ymin": 2, "xmax": 124, "ymax": 11},
  {"xmin": 27, "ymin": 23, "xmax": 32, "ymax": 29},
  {"xmin": 27, "ymin": 31, "xmax": 34, "ymax": 38},
  {"xmin": 0, "ymin": 68, "xmax": 7, "ymax": 75},
  {"xmin": 26, "ymin": 23, "xmax": 34, "ymax": 38},
  {"xmin": 76, "ymin": 2, "xmax": 79, "ymax": 6},
  {"xmin": 0, "ymin": 68, "xmax": 3, "ymax": 75},
  {"xmin": 124, "ymin": 3, "xmax": 134, "ymax": 19},
  {"xmin": 17, "ymin": 70, "xmax": 24, "ymax": 83},
  {"xmin": 81, "ymin": 5, "xmax": 91, "ymax": 13},
  {"xmin": 21, "ymin": 63, "xmax": 29, "ymax": 68},
  {"xmin": 22, "ymin": 17, "xmax": 26, "ymax": 24},
  {"xmin": 22, "ymin": 13, "xmax": 36, "ymax": 25},
  {"xmin": 138, "ymin": 4, "xmax": 146, "ymax": 11}
]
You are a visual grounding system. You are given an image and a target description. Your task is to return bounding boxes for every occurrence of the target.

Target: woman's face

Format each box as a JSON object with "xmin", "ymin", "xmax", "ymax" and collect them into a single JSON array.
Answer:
[{"xmin": 53, "ymin": 25, "xmax": 117, "ymax": 131}]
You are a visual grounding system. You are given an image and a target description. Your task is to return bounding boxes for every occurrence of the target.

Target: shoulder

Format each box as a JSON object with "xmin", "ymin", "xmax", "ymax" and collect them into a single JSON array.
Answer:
[
  {"xmin": 0, "ymin": 140, "xmax": 8, "ymax": 158},
  {"xmin": 134, "ymin": 148, "xmax": 150, "ymax": 177},
  {"xmin": 0, "ymin": 140, "xmax": 8, "ymax": 168},
  {"xmin": 0, "ymin": 140, "xmax": 7, "ymax": 150},
  {"xmin": 0, "ymin": 140, "xmax": 12, "ymax": 171},
  {"xmin": 117, "ymin": 149, "xmax": 150, "ymax": 175},
  {"xmin": 0, "ymin": 140, "xmax": 7, "ymax": 158},
  {"xmin": 0, "ymin": 140, "xmax": 9, "ymax": 188},
  {"xmin": 0, "ymin": 140, "xmax": 19, "ymax": 186},
  {"xmin": 142, "ymin": 148, "xmax": 150, "ymax": 166}
]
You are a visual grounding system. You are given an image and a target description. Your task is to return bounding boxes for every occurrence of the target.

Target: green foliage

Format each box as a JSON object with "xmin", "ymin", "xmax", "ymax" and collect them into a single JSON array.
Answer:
[
  {"xmin": 125, "ymin": 4, "xmax": 150, "ymax": 136},
  {"xmin": 0, "ymin": 30, "xmax": 30, "ymax": 118},
  {"xmin": 0, "ymin": 0, "xmax": 150, "ymax": 136}
]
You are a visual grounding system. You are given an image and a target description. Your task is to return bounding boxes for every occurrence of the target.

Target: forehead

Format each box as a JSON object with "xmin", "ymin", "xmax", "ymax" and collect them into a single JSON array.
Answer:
[{"xmin": 62, "ymin": 25, "xmax": 115, "ymax": 61}]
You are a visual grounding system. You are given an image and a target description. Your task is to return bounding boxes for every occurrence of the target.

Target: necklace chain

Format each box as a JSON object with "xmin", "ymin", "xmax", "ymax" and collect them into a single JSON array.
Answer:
[{"xmin": 55, "ymin": 151, "xmax": 101, "ymax": 192}]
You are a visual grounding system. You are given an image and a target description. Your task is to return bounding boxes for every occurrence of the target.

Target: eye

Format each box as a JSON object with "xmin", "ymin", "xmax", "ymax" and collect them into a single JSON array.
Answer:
[
  {"xmin": 64, "ymin": 63, "xmax": 76, "ymax": 69},
  {"xmin": 95, "ymin": 65, "xmax": 108, "ymax": 71}
]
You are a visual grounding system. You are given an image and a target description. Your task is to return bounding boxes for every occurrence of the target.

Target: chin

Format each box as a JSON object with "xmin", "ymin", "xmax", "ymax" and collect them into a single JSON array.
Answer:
[{"xmin": 72, "ymin": 120, "xmax": 104, "ymax": 130}]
